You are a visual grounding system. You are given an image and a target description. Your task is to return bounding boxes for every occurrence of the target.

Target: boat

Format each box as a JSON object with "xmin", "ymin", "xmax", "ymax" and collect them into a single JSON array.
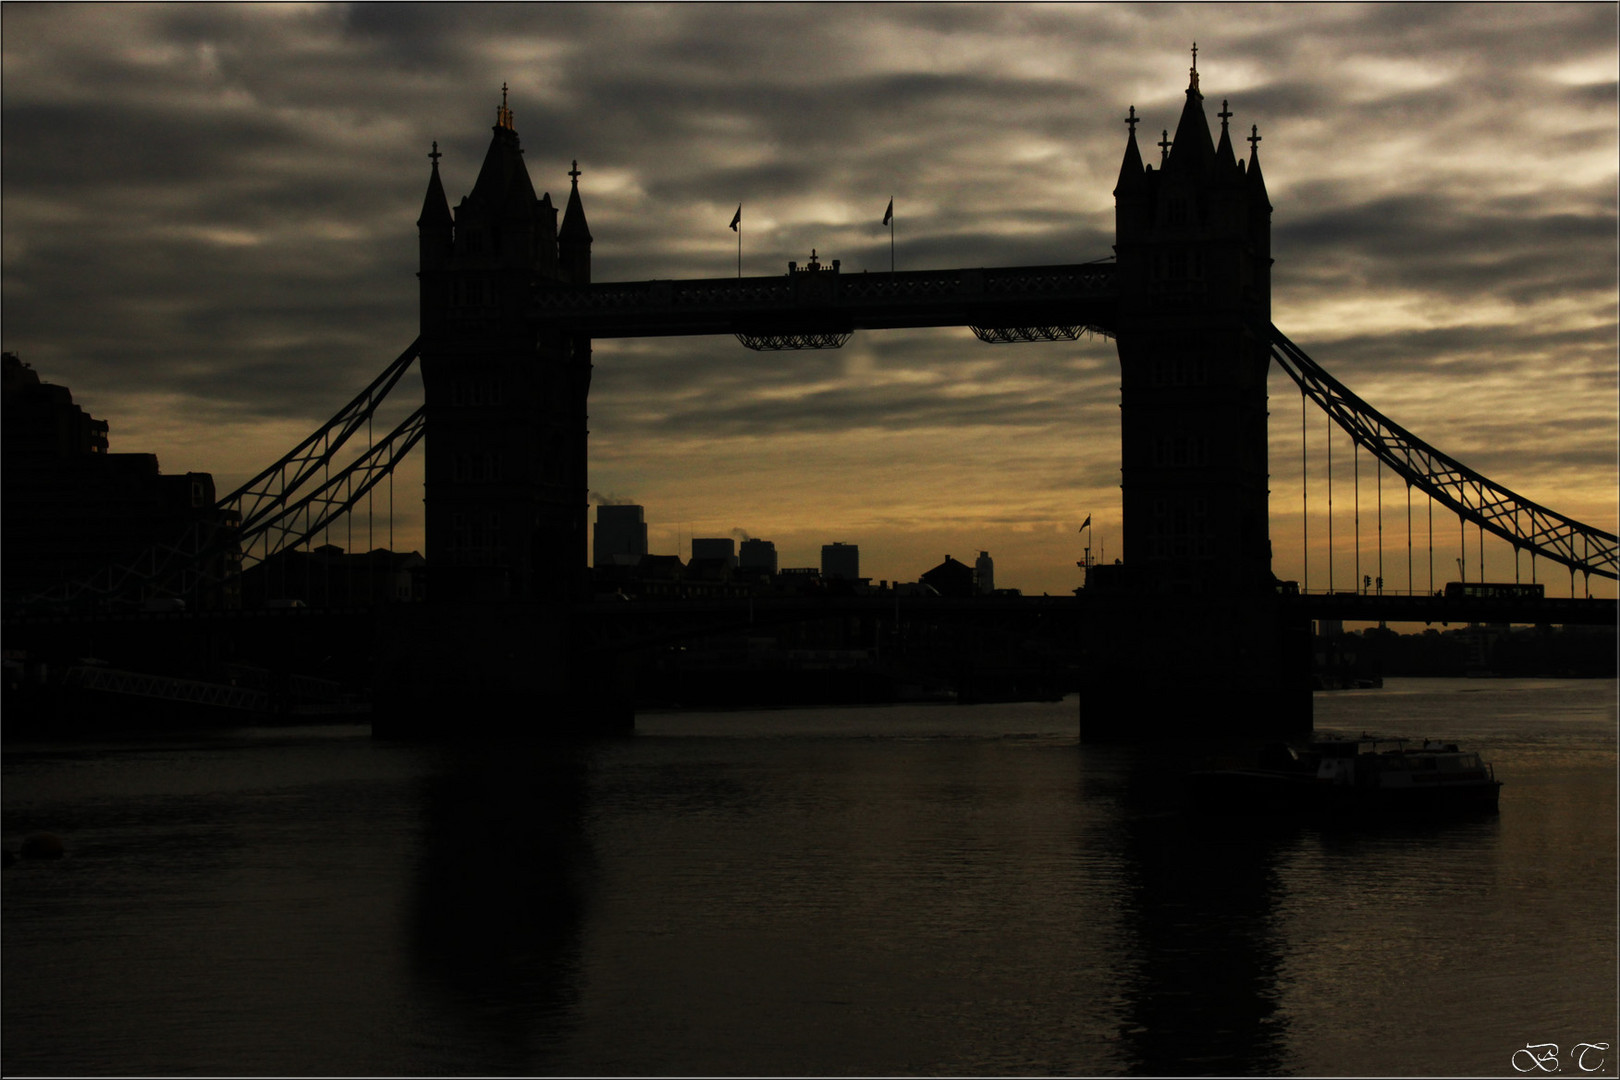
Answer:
[{"xmin": 1187, "ymin": 735, "xmax": 1502, "ymax": 816}]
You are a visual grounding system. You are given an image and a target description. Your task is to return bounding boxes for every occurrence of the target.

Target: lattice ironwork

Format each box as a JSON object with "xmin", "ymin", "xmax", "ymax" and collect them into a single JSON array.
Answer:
[
  {"xmin": 228, "ymin": 338, "xmax": 421, "ymax": 538},
  {"xmin": 240, "ymin": 405, "xmax": 425, "ymax": 566},
  {"xmin": 22, "ymin": 340, "xmax": 426, "ymax": 609},
  {"xmin": 970, "ymin": 325, "xmax": 1111, "ymax": 344},
  {"xmin": 60, "ymin": 664, "xmax": 271, "ymax": 712},
  {"xmin": 21, "ymin": 516, "xmax": 244, "ymax": 610},
  {"xmin": 735, "ymin": 331, "xmax": 852, "ymax": 351},
  {"xmin": 1269, "ymin": 324, "xmax": 1617, "ymax": 583}
]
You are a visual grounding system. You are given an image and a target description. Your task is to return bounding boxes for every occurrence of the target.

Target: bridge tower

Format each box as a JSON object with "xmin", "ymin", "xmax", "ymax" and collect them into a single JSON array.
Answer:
[
  {"xmin": 1084, "ymin": 54, "xmax": 1310, "ymax": 739},
  {"xmin": 416, "ymin": 88, "xmax": 593, "ymax": 604},
  {"xmin": 1113, "ymin": 53, "xmax": 1273, "ymax": 595}
]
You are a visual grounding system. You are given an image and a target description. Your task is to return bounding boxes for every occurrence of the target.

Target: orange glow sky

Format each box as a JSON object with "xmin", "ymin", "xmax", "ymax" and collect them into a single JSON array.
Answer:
[{"xmin": 3, "ymin": 5, "xmax": 1614, "ymax": 598}]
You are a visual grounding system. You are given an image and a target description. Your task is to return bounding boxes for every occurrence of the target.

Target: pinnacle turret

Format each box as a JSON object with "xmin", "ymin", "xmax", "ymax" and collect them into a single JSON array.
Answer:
[
  {"xmin": 559, "ymin": 159, "xmax": 592, "ymax": 284},
  {"xmin": 1214, "ymin": 99, "xmax": 1239, "ymax": 175},
  {"xmin": 1246, "ymin": 124, "xmax": 1271, "ymax": 211},
  {"xmin": 1114, "ymin": 105, "xmax": 1147, "ymax": 196},
  {"xmin": 417, "ymin": 142, "xmax": 453, "ymax": 229}
]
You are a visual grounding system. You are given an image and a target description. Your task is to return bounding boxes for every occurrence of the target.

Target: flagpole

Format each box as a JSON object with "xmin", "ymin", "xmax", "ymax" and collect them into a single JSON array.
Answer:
[
  {"xmin": 890, "ymin": 196, "xmax": 895, "ymax": 273},
  {"xmin": 737, "ymin": 220, "xmax": 741, "ymax": 278}
]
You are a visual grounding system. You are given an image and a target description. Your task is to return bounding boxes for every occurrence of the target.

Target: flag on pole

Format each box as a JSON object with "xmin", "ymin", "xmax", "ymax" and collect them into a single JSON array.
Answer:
[
  {"xmin": 730, "ymin": 205, "xmax": 742, "ymax": 231},
  {"xmin": 882, "ymin": 198, "xmax": 893, "ymax": 226},
  {"xmin": 1080, "ymin": 515, "xmax": 1092, "ymax": 530}
]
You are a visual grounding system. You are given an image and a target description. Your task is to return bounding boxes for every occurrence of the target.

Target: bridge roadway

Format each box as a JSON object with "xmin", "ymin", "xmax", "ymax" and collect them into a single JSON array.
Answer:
[
  {"xmin": 8, "ymin": 591, "xmax": 1612, "ymax": 640},
  {"xmin": 1292, "ymin": 591, "xmax": 1616, "ymax": 627},
  {"xmin": 526, "ymin": 261, "xmax": 1120, "ymax": 339},
  {"xmin": 570, "ymin": 592, "xmax": 1618, "ymax": 662}
]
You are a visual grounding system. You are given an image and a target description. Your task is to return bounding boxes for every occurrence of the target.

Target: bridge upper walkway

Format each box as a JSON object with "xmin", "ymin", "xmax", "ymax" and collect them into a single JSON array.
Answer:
[{"xmin": 527, "ymin": 261, "xmax": 1119, "ymax": 340}]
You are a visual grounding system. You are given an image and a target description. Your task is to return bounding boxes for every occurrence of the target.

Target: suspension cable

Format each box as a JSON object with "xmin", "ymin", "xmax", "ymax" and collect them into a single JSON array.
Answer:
[
  {"xmin": 1376, "ymin": 456, "xmax": 1384, "ymax": 594},
  {"xmin": 1327, "ymin": 409, "xmax": 1335, "ymax": 593},
  {"xmin": 1458, "ymin": 512, "xmax": 1466, "ymax": 584},
  {"xmin": 1405, "ymin": 481, "xmax": 1413, "ymax": 597},
  {"xmin": 1427, "ymin": 495, "xmax": 1434, "ymax": 596},
  {"xmin": 1354, "ymin": 439, "xmax": 1361, "ymax": 593}
]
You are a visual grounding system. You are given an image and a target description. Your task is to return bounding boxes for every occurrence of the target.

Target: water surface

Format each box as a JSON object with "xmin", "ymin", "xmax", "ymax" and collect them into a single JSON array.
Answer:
[{"xmin": 4, "ymin": 678, "xmax": 1615, "ymax": 1075}]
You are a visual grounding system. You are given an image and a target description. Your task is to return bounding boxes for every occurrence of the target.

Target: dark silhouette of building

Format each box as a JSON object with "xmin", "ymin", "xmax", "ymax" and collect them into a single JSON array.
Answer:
[
  {"xmin": 739, "ymin": 538, "xmax": 778, "ymax": 575},
  {"xmin": 417, "ymin": 88, "xmax": 593, "ymax": 603},
  {"xmin": 593, "ymin": 504, "xmax": 649, "ymax": 568},
  {"xmin": 1113, "ymin": 55, "xmax": 1272, "ymax": 595},
  {"xmin": 2, "ymin": 352, "xmax": 238, "ymax": 607},
  {"xmin": 821, "ymin": 542, "xmax": 859, "ymax": 581},
  {"xmin": 691, "ymin": 538, "xmax": 738, "ymax": 568},
  {"xmin": 975, "ymin": 550, "xmax": 995, "ymax": 594},
  {"xmin": 920, "ymin": 555, "xmax": 976, "ymax": 598}
]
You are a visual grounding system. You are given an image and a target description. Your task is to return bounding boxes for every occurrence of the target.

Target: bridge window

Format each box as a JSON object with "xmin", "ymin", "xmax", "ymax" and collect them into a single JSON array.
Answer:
[{"xmin": 1167, "ymin": 197, "xmax": 1188, "ymax": 226}]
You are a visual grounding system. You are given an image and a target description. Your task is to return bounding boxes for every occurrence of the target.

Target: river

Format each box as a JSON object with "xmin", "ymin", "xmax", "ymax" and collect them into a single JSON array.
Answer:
[{"xmin": 3, "ymin": 677, "xmax": 1614, "ymax": 1076}]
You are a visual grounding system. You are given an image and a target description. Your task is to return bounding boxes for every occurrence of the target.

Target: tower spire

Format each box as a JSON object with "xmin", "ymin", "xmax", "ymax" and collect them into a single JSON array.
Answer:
[
  {"xmin": 496, "ymin": 82, "xmax": 514, "ymax": 130},
  {"xmin": 1189, "ymin": 41, "xmax": 1199, "ymax": 93}
]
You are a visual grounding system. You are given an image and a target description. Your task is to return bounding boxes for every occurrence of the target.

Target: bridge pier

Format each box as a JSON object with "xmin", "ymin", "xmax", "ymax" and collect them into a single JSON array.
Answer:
[
  {"xmin": 371, "ymin": 605, "xmax": 635, "ymax": 739},
  {"xmin": 1078, "ymin": 592, "xmax": 1312, "ymax": 742}
]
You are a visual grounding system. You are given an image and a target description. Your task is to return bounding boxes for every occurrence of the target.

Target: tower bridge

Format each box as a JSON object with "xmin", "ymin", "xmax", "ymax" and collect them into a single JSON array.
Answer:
[{"xmin": 10, "ymin": 56, "xmax": 1615, "ymax": 739}]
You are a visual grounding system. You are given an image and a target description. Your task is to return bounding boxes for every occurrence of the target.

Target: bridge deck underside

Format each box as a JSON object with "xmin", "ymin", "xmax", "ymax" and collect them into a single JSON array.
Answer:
[{"xmin": 527, "ymin": 262, "xmax": 1121, "ymax": 338}]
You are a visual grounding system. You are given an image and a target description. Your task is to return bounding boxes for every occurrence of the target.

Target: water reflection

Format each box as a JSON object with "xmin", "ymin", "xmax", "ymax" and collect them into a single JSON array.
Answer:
[
  {"xmin": 408, "ymin": 740, "xmax": 596, "ymax": 1069},
  {"xmin": 1104, "ymin": 746, "xmax": 1296, "ymax": 1075}
]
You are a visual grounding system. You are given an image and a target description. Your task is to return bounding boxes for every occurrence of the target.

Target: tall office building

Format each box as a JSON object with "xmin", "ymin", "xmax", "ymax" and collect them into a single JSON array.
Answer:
[
  {"xmin": 691, "ymin": 537, "xmax": 737, "ymax": 568},
  {"xmin": 975, "ymin": 550, "xmax": 995, "ymax": 594},
  {"xmin": 821, "ymin": 542, "xmax": 859, "ymax": 581},
  {"xmin": 593, "ymin": 504, "xmax": 648, "ymax": 567},
  {"xmin": 739, "ymin": 538, "xmax": 778, "ymax": 575}
]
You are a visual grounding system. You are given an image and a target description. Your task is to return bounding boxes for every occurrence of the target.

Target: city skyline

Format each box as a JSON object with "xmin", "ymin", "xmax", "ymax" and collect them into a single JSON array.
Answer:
[{"xmin": 3, "ymin": 5, "xmax": 1615, "ymax": 596}]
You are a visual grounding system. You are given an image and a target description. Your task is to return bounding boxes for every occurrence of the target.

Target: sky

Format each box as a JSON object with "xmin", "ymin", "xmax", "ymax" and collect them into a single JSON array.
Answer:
[{"xmin": 3, "ymin": 3, "xmax": 1616, "ymax": 598}]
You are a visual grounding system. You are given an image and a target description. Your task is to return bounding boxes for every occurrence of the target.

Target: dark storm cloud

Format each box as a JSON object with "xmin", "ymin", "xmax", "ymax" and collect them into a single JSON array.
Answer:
[{"xmin": 1276, "ymin": 188, "xmax": 1618, "ymax": 302}]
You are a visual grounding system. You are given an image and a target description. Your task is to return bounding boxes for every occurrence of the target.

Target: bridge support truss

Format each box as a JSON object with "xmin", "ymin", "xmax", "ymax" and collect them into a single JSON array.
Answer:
[{"xmin": 1269, "ymin": 325, "xmax": 1617, "ymax": 588}]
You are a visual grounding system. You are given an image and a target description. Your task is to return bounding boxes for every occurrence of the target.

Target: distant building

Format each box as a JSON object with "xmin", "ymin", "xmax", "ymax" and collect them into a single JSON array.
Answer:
[
  {"xmin": 821, "ymin": 542, "xmax": 859, "ymax": 581},
  {"xmin": 239, "ymin": 545, "xmax": 425, "ymax": 608},
  {"xmin": 739, "ymin": 538, "xmax": 778, "ymax": 575},
  {"xmin": 920, "ymin": 555, "xmax": 976, "ymax": 598},
  {"xmin": 2, "ymin": 351, "xmax": 240, "ymax": 608},
  {"xmin": 975, "ymin": 551, "xmax": 995, "ymax": 595},
  {"xmin": 691, "ymin": 537, "xmax": 737, "ymax": 568},
  {"xmin": 593, "ymin": 504, "xmax": 648, "ymax": 567}
]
